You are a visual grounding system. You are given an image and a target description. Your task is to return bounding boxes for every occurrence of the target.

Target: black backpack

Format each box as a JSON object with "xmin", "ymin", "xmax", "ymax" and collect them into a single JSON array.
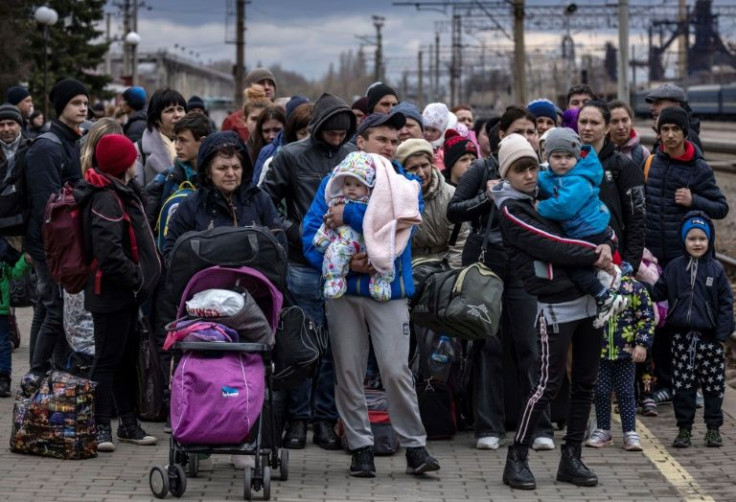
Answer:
[{"xmin": 0, "ymin": 132, "xmax": 60, "ymax": 236}]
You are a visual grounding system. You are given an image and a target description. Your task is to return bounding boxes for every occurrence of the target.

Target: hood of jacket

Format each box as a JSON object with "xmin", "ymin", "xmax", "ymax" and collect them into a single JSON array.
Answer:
[
  {"xmin": 423, "ymin": 167, "xmax": 445, "ymax": 201},
  {"xmin": 491, "ymin": 179, "xmax": 535, "ymax": 209},
  {"xmin": 619, "ymin": 128, "xmax": 642, "ymax": 154},
  {"xmin": 655, "ymin": 139, "xmax": 701, "ymax": 165},
  {"xmin": 308, "ymin": 93, "xmax": 356, "ymax": 148},
  {"xmin": 679, "ymin": 210, "xmax": 717, "ymax": 260},
  {"xmin": 562, "ymin": 145, "xmax": 602, "ymax": 186}
]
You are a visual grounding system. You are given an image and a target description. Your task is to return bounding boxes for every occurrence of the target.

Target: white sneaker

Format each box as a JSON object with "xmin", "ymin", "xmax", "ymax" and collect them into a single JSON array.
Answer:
[
  {"xmin": 230, "ymin": 455, "xmax": 256, "ymax": 469},
  {"xmin": 531, "ymin": 436, "xmax": 555, "ymax": 451},
  {"xmin": 623, "ymin": 431, "xmax": 643, "ymax": 451},
  {"xmin": 476, "ymin": 436, "xmax": 503, "ymax": 450},
  {"xmin": 585, "ymin": 429, "xmax": 613, "ymax": 448}
]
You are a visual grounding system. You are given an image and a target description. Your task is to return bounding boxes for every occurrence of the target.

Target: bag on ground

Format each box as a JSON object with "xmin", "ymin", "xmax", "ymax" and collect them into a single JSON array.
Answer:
[
  {"xmin": 272, "ymin": 304, "xmax": 328, "ymax": 389},
  {"xmin": 337, "ymin": 388, "xmax": 400, "ymax": 456},
  {"xmin": 10, "ymin": 371, "xmax": 97, "ymax": 460}
]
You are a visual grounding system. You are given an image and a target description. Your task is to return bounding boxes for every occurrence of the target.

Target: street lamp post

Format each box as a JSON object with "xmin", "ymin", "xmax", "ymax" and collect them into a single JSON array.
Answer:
[
  {"xmin": 34, "ymin": 5, "xmax": 58, "ymax": 119},
  {"xmin": 125, "ymin": 31, "xmax": 141, "ymax": 86}
]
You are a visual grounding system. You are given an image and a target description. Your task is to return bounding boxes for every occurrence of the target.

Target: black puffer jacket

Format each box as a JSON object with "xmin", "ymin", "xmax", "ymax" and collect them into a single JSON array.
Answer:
[
  {"xmin": 24, "ymin": 120, "xmax": 82, "ymax": 261},
  {"xmin": 651, "ymin": 211, "xmax": 733, "ymax": 341},
  {"xmin": 261, "ymin": 93, "xmax": 357, "ymax": 263},
  {"xmin": 162, "ymin": 182, "xmax": 284, "ymax": 260},
  {"xmin": 74, "ymin": 169, "xmax": 161, "ymax": 313},
  {"xmin": 597, "ymin": 139, "xmax": 646, "ymax": 271},
  {"xmin": 645, "ymin": 141, "xmax": 728, "ymax": 266},
  {"xmin": 446, "ymin": 156, "xmax": 507, "ymax": 272},
  {"xmin": 493, "ymin": 181, "xmax": 612, "ymax": 303}
]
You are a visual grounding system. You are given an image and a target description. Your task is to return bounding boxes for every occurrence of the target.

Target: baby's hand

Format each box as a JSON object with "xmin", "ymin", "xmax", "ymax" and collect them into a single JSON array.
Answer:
[
  {"xmin": 486, "ymin": 179, "xmax": 501, "ymax": 198},
  {"xmin": 631, "ymin": 346, "xmax": 647, "ymax": 363}
]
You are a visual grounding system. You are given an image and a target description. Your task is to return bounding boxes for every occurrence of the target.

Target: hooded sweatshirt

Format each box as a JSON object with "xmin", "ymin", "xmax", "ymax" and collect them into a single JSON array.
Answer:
[
  {"xmin": 262, "ymin": 93, "xmax": 357, "ymax": 263},
  {"xmin": 615, "ymin": 128, "xmax": 649, "ymax": 167},
  {"xmin": 651, "ymin": 211, "xmax": 734, "ymax": 342}
]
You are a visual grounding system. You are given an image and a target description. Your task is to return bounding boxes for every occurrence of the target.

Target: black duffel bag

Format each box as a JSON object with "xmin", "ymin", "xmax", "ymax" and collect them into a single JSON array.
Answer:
[{"xmin": 272, "ymin": 304, "xmax": 328, "ymax": 390}]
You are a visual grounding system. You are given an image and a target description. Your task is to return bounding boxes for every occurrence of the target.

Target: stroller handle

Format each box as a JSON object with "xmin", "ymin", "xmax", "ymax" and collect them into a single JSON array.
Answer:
[{"xmin": 173, "ymin": 342, "xmax": 271, "ymax": 354}]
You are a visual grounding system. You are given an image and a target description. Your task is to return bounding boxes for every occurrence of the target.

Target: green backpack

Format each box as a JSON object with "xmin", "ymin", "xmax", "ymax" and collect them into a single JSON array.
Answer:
[{"xmin": 155, "ymin": 181, "xmax": 196, "ymax": 253}]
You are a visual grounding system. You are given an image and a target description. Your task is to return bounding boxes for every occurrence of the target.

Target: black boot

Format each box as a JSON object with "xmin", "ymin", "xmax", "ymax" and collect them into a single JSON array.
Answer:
[
  {"xmin": 0, "ymin": 373, "xmax": 11, "ymax": 398},
  {"xmin": 502, "ymin": 444, "xmax": 536, "ymax": 490},
  {"xmin": 556, "ymin": 442, "xmax": 598, "ymax": 487}
]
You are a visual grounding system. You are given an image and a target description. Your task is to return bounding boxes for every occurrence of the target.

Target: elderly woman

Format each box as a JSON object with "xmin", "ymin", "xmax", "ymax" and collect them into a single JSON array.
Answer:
[
  {"xmin": 163, "ymin": 131, "xmax": 284, "ymax": 258},
  {"xmin": 397, "ymin": 138, "xmax": 467, "ymax": 268},
  {"xmin": 492, "ymin": 133, "xmax": 613, "ymax": 490}
]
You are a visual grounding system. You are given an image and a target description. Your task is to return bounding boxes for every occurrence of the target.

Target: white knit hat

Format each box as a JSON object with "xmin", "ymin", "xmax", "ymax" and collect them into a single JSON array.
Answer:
[
  {"xmin": 498, "ymin": 133, "xmax": 539, "ymax": 179},
  {"xmin": 422, "ymin": 102, "xmax": 449, "ymax": 131},
  {"xmin": 395, "ymin": 138, "xmax": 433, "ymax": 166}
]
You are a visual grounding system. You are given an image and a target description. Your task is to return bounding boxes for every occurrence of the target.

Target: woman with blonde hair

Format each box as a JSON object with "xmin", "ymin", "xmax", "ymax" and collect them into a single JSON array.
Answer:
[{"xmin": 80, "ymin": 118, "xmax": 123, "ymax": 173}]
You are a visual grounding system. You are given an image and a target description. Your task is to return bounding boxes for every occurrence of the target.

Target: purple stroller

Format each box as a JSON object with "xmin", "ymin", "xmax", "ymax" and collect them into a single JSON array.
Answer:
[{"xmin": 148, "ymin": 266, "xmax": 286, "ymax": 501}]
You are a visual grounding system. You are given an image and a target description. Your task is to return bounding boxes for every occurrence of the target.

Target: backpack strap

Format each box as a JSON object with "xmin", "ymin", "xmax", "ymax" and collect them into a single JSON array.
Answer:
[
  {"xmin": 643, "ymin": 154, "xmax": 654, "ymax": 182},
  {"xmin": 136, "ymin": 138, "xmax": 147, "ymax": 166}
]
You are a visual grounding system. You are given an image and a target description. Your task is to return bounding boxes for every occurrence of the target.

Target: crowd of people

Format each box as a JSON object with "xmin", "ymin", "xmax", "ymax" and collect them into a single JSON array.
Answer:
[{"xmin": 0, "ymin": 70, "xmax": 733, "ymax": 488}]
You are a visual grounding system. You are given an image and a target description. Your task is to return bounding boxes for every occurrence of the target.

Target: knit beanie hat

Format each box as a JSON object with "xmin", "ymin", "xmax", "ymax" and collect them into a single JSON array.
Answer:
[
  {"xmin": 325, "ymin": 151, "xmax": 377, "ymax": 200},
  {"xmin": 443, "ymin": 129, "xmax": 477, "ymax": 177},
  {"xmin": 122, "ymin": 86, "xmax": 147, "ymax": 111},
  {"xmin": 244, "ymin": 68, "xmax": 277, "ymax": 90},
  {"xmin": 527, "ymin": 99, "xmax": 557, "ymax": 122},
  {"xmin": 395, "ymin": 138, "xmax": 433, "ymax": 166},
  {"xmin": 681, "ymin": 215, "xmax": 711, "ymax": 243},
  {"xmin": 561, "ymin": 108, "xmax": 579, "ymax": 133},
  {"xmin": 367, "ymin": 83, "xmax": 398, "ymax": 113},
  {"xmin": 0, "ymin": 104, "xmax": 23, "ymax": 126},
  {"xmin": 393, "ymin": 102, "xmax": 423, "ymax": 130},
  {"xmin": 321, "ymin": 110, "xmax": 353, "ymax": 132},
  {"xmin": 187, "ymin": 95, "xmax": 206, "ymax": 111},
  {"xmin": 657, "ymin": 106, "xmax": 689, "ymax": 135},
  {"xmin": 95, "ymin": 134, "xmax": 138, "ymax": 177},
  {"xmin": 498, "ymin": 133, "xmax": 538, "ymax": 179},
  {"xmin": 50, "ymin": 79, "xmax": 89, "ymax": 117},
  {"xmin": 351, "ymin": 96, "xmax": 369, "ymax": 115},
  {"xmin": 543, "ymin": 127, "xmax": 582, "ymax": 159},
  {"xmin": 422, "ymin": 102, "xmax": 449, "ymax": 131},
  {"xmin": 5, "ymin": 86, "xmax": 30, "ymax": 106},
  {"xmin": 286, "ymin": 95, "xmax": 309, "ymax": 118}
]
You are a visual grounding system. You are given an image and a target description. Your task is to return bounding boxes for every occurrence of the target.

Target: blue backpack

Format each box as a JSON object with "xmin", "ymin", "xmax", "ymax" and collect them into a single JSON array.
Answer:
[{"xmin": 155, "ymin": 181, "xmax": 196, "ymax": 253}]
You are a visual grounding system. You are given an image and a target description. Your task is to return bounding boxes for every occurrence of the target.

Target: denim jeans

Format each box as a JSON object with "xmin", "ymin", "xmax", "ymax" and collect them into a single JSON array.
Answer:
[
  {"xmin": 472, "ymin": 271, "xmax": 554, "ymax": 439},
  {"xmin": 0, "ymin": 315, "xmax": 10, "ymax": 375},
  {"xmin": 29, "ymin": 260, "xmax": 69, "ymax": 375},
  {"xmin": 285, "ymin": 263, "xmax": 338, "ymax": 423}
]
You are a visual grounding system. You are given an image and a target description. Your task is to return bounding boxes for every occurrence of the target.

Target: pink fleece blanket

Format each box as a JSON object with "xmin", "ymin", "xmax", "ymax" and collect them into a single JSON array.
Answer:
[{"xmin": 363, "ymin": 154, "xmax": 422, "ymax": 275}]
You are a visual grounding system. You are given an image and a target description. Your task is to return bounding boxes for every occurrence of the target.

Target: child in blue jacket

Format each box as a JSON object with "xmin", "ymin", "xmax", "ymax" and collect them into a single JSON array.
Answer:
[
  {"xmin": 536, "ymin": 127, "xmax": 627, "ymax": 327},
  {"xmin": 651, "ymin": 211, "xmax": 734, "ymax": 448}
]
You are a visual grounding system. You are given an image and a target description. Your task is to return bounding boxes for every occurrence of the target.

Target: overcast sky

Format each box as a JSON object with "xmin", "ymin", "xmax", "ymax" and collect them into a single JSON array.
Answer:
[{"xmin": 108, "ymin": 0, "xmax": 736, "ymax": 82}]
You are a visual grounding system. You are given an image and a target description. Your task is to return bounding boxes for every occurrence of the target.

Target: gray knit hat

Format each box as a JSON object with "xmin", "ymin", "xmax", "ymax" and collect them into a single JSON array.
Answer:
[
  {"xmin": 245, "ymin": 68, "xmax": 276, "ymax": 90},
  {"xmin": 0, "ymin": 104, "xmax": 23, "ymax": 126},
  {"xmin": 543, "ymin": 127, "xmax": 581, "ymax": 159}
]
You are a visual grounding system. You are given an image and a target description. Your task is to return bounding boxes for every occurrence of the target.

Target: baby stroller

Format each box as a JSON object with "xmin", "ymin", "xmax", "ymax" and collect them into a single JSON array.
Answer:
[{"xmin": 148, "ymin": 265, "xmax": 287, "ymax": 500}]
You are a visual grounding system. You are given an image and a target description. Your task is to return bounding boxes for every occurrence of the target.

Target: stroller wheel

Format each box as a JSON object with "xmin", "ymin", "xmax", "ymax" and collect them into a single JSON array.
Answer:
[
  {"xmin": 243, "ymin": 466, "xmax": 253, "ymax": 501},
  {"xmin": 169, "ymin": 464, "xmax": 187, "ymax": 498},
  {"xmin": 279, "ymin": 449, "xmax": 289, "ymax": 481},
  {"xmin": 187, "ymin": 453, "xmax": 199, "ymax": 478},
  {"xmin": 262, "ymin": 465, "xmax": 272, "ymax": 500},
  {"xmin": 149, "ymin": 466, "xmax": 169, "ymax": 499}
]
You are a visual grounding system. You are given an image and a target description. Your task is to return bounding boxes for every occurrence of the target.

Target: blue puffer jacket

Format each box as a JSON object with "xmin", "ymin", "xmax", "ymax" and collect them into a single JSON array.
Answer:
[
  {"xmin": 651, "ymin": 211, "xmax": 734, "ymax": 342},
  {"xmin": 537, "ymin": 145, "xmax": 610, "ymax": 239},
  {"xmin": 645, "ymin": 141, "xmax": 728, "ymax": 266},
  {"xmin": 301, "ymin": 159, "xmax": 424, "ymax": 300}
]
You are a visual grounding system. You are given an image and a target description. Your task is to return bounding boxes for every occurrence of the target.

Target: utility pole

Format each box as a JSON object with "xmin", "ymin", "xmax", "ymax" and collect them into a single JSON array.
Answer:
[
  {"xmin": 234, "ymin": 0, "xmax": 246, "ymax": 108},
  {"xmin": 512, "ymin": 0, "xmax": 526, "ymax": 104},
  {"xmin": 373, "ymin": 15, "xmax": 385, "ymax": 82},
  {"xmin": 132, "ymin": 0, "xmax": 139, "ymax": 86},
  {"xmin": 617, "ymin": 0, "xmax": 629, "ymax": 102},
  {"xmin": 435, "ymin": 32, "xmax": 440, "ymax": 101},
  {"xmin": 428, "ymin": 44, "xmax": 433, "ymax": 101},
  {"xmin": 418, "ymin": 49, "xmax": 424, "ymax": 109},
  {"xmin": 105, "ymin": 13, "xmax": 112, "ymax": 76},
  {"xmin": 678, "ymin": 0, "xmax": 688, "ymax": 84},
  {"xmin": 122, "ymin": 0, "xmax": 130, "ymax": 80}
]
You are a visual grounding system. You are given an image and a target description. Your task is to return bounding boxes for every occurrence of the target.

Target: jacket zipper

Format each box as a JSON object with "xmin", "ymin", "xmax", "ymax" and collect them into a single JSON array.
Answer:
[{"xmin": 686, "ymin": 263, "xmax": 696, "ymax": 325}]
